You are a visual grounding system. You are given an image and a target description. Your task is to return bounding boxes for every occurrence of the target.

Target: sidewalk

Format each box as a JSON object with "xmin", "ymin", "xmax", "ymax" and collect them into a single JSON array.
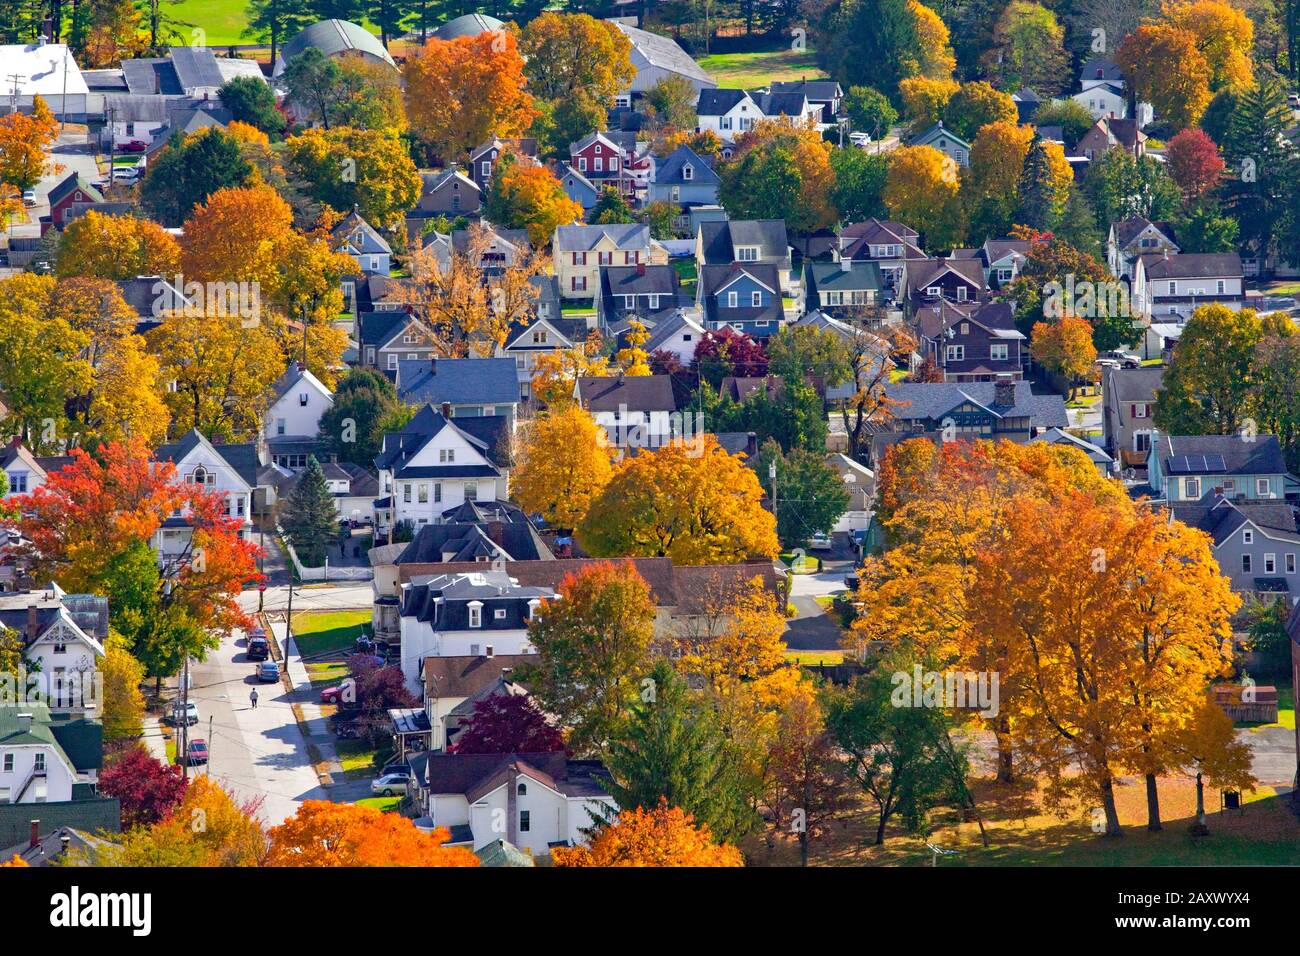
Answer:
[{"xmin": 274, "ymin": 620, "xmax": 344, "ymax": 782}]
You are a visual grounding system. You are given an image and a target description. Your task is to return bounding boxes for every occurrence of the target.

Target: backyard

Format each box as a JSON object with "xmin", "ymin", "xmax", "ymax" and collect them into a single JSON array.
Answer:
[
  {"xmin": 291, "ymin": 609, "xmax": 371, "ymax": 658},
  {"xmin": 698, "ymin": 46, "xmax": 823, "ymax": 86}
]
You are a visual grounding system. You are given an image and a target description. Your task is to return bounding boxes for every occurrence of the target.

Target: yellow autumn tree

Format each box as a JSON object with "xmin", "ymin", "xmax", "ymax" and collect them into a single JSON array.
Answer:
[
  {"xmin": 0, "ymin": 95, "xmax": 58, "ymax": 190},
  {"xmin": 899, "ymin": 77, "xmax": 961, "ymax": 131},
  {"xmin": 180, "ymin": 184, "xmax": 294, "ymax": 289},
  {"xmin": 56, "ymin": 211, "xmax": 181, "ymax": 280},
  {"xmin": 1117, "ymin": 25, "xmax": 1213, "ymax": 129},
  {"xmin": 266, "ymin": 800, "xmax": 479, "ymax": 866},
  {"xmin": 1030, "ymin": 316, "xmax": 1098, "ymax": 396},
  {"xmin": 530, "ymin": 333, "xmax": 610, "ymax": 406},
  {"xmin": 1162, "ymin": 0, "xmax": 1254, "ymax": 92},
  {"xmin": 615, "ymin": 318, "xmax": 653, "ymax": 375},
  {"xmin": 101, "ymin": 631, "xmax": 146, "ymax": 741},
  {"xmin": 512, "ymin": 404, "xmax": 614, "ymax": 530},
  {"xmin": 884, "ymin": 145, "xmax": 966, "ymax": 251},
  {"xmin": 578, "ymin": 434, "xmax": 780, "ymax": 564},
  {"xmin": 552, "ymin": 803, "xmax": 743, "ymax": 867},
  {"xmin": 903, "ymin": 0, "xmax": 957, "ymax": 79}
]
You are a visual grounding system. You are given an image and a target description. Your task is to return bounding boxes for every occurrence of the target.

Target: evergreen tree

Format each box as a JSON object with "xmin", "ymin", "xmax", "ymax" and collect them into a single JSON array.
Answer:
[
  {"xmin": 218, "ymin": 76, "xmax": 287, "ymax": 137},
  {"xmin": 1015, "ymin": 137, "xmax": 1061, "ymax": 231},
  {"xmin": 1222, "ymin": 76, "xmax": 1296, "ymax": 261},
  {"xmin": 280, "ymin": 457, "xmax": 340, "ymax": 567},
  {"xmin": 603, "ymin": 660, "xmax": 759, "ymax": 842}
]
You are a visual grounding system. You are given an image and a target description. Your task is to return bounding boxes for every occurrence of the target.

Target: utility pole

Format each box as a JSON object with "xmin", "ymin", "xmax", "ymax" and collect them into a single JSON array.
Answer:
[
  {"xmin": 206, "ymin": 714, "xmax": 213, "ymax": 776},
  {"xmin": 179, "ymin": 653, "xmax": 190, "ymax": 780},
  {"xmin": 769, "ymin": 459, "xmax": 777, "ymax": 535},
  {"xmin": 5, "ymin": 74, "xmax": 26, "ymax": 114}
]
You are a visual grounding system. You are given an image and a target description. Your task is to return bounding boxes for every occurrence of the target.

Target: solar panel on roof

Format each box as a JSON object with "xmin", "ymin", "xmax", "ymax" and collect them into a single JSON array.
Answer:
[
  {"xmin": 1205, "ymin": 454, "xmax": 1226, "ymax": 471},
  {"xmin": 1167, "ymin": 455, "xmax": 1187, "ymax": 473}
]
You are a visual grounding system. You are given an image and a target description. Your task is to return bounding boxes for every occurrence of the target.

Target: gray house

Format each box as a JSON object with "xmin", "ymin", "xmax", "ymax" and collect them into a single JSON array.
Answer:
[
  {"xmin": 1170, "ymin": 491, "xmax": 1300, "ymax": 596},
  {"xmin": 695, "ymin": 219, "xmax": 792, "ymax": 293},
  {"xmin": 394, "ymin": 357, "xmax": 522, "ymax": 420},
  {"xmin": 879, "ymin": 379, "xmax": 1069, "ymax": 451},
  {"xmin": 417, "ymin": 168, "xmax": 481, "ymax": 217},
  {"xmin": 333, "ymin": 208, "xmax": 392, "ymax": 276},
  {"xmin": 649, "ymin": 145, "xmax": 720, "ymax": 233},
  {"xmin": 1101, "ymin": 366, "xmax": 1162, "ymax": 469}
]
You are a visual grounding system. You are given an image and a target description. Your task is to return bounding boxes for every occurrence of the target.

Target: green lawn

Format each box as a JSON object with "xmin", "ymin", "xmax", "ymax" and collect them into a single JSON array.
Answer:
[
  {"xmin": 171, "ymin": 0, "xmax": 255, "ymax": 47},
  {"xmin": 698, "ymin": 47, "xmax": 823, "ymax": 86},
  {"xmin": 785, "ymin": 649, "xmax": 845, "ymax": 666},
  {"xmin": 336, "ymin": 739, "xmax": 383, "ymax": 777},
  {"xmin": 291, "ymin": 609, "xmax": 371, "ymax": 658},
  {"xmin": 305, "ymin": 659, "xmax": 349, "ymax": 688},
  {"xmin": 355, "ymin": 796, "xmax": 401, "ymax": 813},
  {"xmin": 1238, "ymin": 682, "xmax": 1295, "ymax": 732}
]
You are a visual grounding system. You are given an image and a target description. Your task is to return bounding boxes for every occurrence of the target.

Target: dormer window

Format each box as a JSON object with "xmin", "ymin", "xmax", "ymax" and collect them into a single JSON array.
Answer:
[
  {"xmin": 737, "ymin": 246, "xmax": 759, "ymax": 262},
  {"xmin": 683, "ymin": 164, "xmax": 693, "ymax": 181}
]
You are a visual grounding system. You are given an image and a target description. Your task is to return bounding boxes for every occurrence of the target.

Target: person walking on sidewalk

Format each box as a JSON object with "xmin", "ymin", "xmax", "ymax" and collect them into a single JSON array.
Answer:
[{"xmin": 250, "ymin": 688, "xmax": 259, "ymax": 709}]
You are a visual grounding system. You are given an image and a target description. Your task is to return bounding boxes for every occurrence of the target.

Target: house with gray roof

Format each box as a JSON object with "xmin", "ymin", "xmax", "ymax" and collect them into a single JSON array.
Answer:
[
  {"xmin": 613, "ymin": 22, "xmax": 716, "ymax": 99},
  {"xmin": 696, "ymin": 88, "xmax": 821, "ymax": 145},
  {"xmin": 0, "ymin": 705, "xmax": 104, "ymax": 809},
  {"xmin": 333, "ymin": 208, "xmax": 392, "ymax": 275},
  {"xmin": 1107, "ymin": 216, "xmax": 1179, "ymax": 279},
  {"xmin": 801, "ymin": 260, "xmax": 884, "ymax": 318},
  {"xmin": 642, "ymin": 308, "xmax": 707, "ymax": 366},
  {"xmin": 596, "ymin": 263, "xmax": 687, "ymax": 328},
  {"xmin": 1033, "ymin": 427, "xmax": 1114, "ymax": 475},
  {"xmin": 576, "ymin": 374, "xmax": 680, "ymax": 450},
  {"xmin": 951, "ymin": 237, "xmax": 1032, "ymax": 289},
  {"xmin": 649, "ymin": 144, "xmax": 719, "ymax": 231},
  {"xmin": 1169, "ymin": 490, "xmax": 1300, "ymax": 596},
  {"xmin": 770, "ymin": 79, "xmax": 844, "ymax": 124},
  {"xmin": 394, "ymin": 357, "xmax": 521, "ymax": 420},
  {"xmin": 698, "ymin": 261, "xmax": 785, "ymax": 337},
  {"xmin": 914, "ymin": 299, "xmax": 1024, "ymax": 382},
  {"xmin": 0, "ymin": 585, "xmax": 107, "ymax": 711},
  {"xmin": 1101, "ymin": 365, "xmax": 1163, "ymax": 468},
  {"xmin": 499, "ymin": 312, "xmax": 590, "ymax": 401},
  {"xmin": 263, "ymin": 362, "xmax": 334, "ymax": 471},
  {"xmin": 558, "ymin": 163, "xmax": 601, "ymax": 212},
  {"xmin": 1147, "ymin": 433, "xmax": 1289, "ymax": 504},
  {"xmin": 554, "ymin": 222, "xmax": 658, "ymax": 301},
  {"xmin": 274, "ymin": 19, "xmax": 397, "ymax": 77},
  {"xmin": 910, "ymin": 121, "xmax": 971, "ymax": 167},
  {"xmin": 1134, "ymin": 251, "xmax": 1243, "ymax": 322},
  {"xmin": 695, "ymin": 219, "xmax": 792, "ymax": 292},
  {"xmin": 417, "ymin": 167, "xmax": 481, "ymax": 217},
  {"xmin": 151, "ymin": 429, "xmax": 262, "ymax": 563}
]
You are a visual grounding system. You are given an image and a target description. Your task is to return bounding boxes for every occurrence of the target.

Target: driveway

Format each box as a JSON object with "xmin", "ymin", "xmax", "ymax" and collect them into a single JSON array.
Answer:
[
  {"xmin": 1240, "ymin": 725, "xmax": 1297, "ymax": 787},
  {"xmin": 185, "ymin": 627, "xmax": 327, "ymax": 826},
  {"xmin": 9, "ymin": 129, "xmax": 101, "ymax": 239}
]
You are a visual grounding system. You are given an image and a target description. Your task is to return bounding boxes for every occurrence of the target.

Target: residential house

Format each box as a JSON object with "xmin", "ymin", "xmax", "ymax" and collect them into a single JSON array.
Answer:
[
  {"xmin": 1080, "ymin": 57, "xmax": 1124, "ymax": 91},
  {"xmin": 914, "ymin": 300, "xmax": 1025, "ymax": 382},
  {"xmin": 332, "ymin": 208, "xmax": 392, "ymax": 276},
  {"xmin": 648, "ymin": 145, "xmax": 720, "ymax": 232},
  {"xmin": 696, "ymin": 88, "xmax": 821, "ymax": 144},
  {"xmin": 447, "ymin": 223, "xmax": 532, "ymax": 274},
  {"xmin": 499, "ymin": 314, "xmax": 591, "ymax": 402},
  {"xmin": 1072, "ymin": 82, "xmax": 1128, "ymax": 121},
  {"xmin": 612, "ymin": 22, "xmax": 718, "ymax": 100},
  {"xmin": 359, "ymin": 312, "xmax": 439, "ymax": 374},
  {"xmin": 1033, "ymin": 427, "xmax": 1114, "ymax": 475},
  {"xmin": 263, "ymin": 362, "xmax": 333, "ymax": 472},
  {"xmin": 394, "ymin": 357, "xmax": 521, "ymax": 421},
  {"xmin": 406, "ymin": 750, "xmax": 614, "ymax": 855},
  {"xmin": 951, "ymin": 238, "xmax": 1032, "ymax": 290},
  {"xmin": 397, "ymin": 570, "xmax": 552, "ymax": 693},
  {"xmin": 1134, "ymin": 251, "xmax": 1244, "ymax": 322},
  {"xmin": 0, "ymin": 705, "xmax": 104, "ymax": 808},
  {"xmin": 1170, "ymin": 492, "xmax": 1300, "ymax": 600},
  {"xmin": 45, "ymin": 174, "xmax": 103, "ymax": 231},
  {"xmin": 274, "ymin": 18, "xmax": 398, "ymax": 77},
  {"xmin": 1147, "ymin": 434, "xmax": 1289, "ymax": 503},
  {"xmin": 0, "ymin": 441, "xmax": 73, "ymax": 500},
  {"xmin": 698, "ymin": 262, "xmax": 785, "ymax": 338},
  {"xmin": 558, "ymin": 163, "xmax": 601, "ymax": 213},
  {"xmin": 907, "ymin": 257, "xmax": 988, "ymax": 310},
  {"xmin": 910, "ymin": 122, "xmax": 971, "ymax": 167},
  {"xmin": 575, "ymin": 374, "xmax": 680, "ymax": 450},
  {"xmin": 468, "ymin": 137, "xmax": 539, "ymax": 193},
  {"xmin": 416, "ymin": 168, "xmax": 481, "ymax": 217},
  {"xmin": 801, "ymin": 260, "xmax": 883, "ymax": 318},
  {"xmin": 875, "ymin": 379, "xmax": 1069, "ymax": 460},
  {"xmin": 420, "ymin": 657, "xmax": 536, "ymax": 751},
  {"xmin": 271, "ymin": 461, "xmax": 378, "ymax": 524},
  {"xmin": 0, "ymin": 586, "xmax": 108, "ymax": 711},
  {"xmin": 1101, "ymin": 366, "xmax": 1163, "ymax": 469},
  {"xmin": 1108, "ymin": 217, "xmax": 1179, "ymax": 280},
  {"xmin": 836, "ymin": 219, "xmax": 926, "ymax": 299},
  {"xmin": 770, "ymin": 79, "xmax": 843, "ymax": 125},
  {"xmin": 696, "ymin": 219, "xmax": 792, "ymax": 293},
  {"xmin": 151, "ymin": 429, "xmax": 260, "ymax": 563},
  {"xmin": 641, "ymin": 309, "xmax": 707, "ymax": 367},
  {"xmin": 568, "ymin": 131, "xmax": 647, "ymax": 202},
  {"xmin": 373, "ymin": 405, "xmax": 512, "ymax": 533},
  {"xmin": 1012, "ymin": 87, "xmax": 1041, "ymax": 125},
  {"xmin": 554, "ymin": 223, "xmax": 657, "ymax": 301},
  {"xmin": 1075, "ymin": 116, "xmax": 1147, "ymax": 160},
  {"xmin": 595, "ymin": 263, "xmax": 686, "ymax": 327}
]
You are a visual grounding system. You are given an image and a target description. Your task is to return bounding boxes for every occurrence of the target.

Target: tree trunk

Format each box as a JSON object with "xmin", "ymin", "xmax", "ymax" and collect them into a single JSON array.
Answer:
[
  {"xmin": 995, "ymin": 716, "xmax": 1014, "ymax": 783},
  {"xmin": 798, "ymin": 831, "xmax": 809, "ymax": 866},
  {"xmin": 1144, "ymin": 772, "xmax": 1162, "ymax": 831},
  {"xmin": 874, "ymin": 811, "xmax": 888, "ymax": 845},
  {"xmin": 1098, "ymin": 777, "xmax": 1123, "ymax": 837}
]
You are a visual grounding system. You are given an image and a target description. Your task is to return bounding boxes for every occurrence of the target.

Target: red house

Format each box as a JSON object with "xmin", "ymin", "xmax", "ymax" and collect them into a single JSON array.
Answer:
[{"xmin": 44, "ymin": 173, "xmax": 105, "ymax": 233}]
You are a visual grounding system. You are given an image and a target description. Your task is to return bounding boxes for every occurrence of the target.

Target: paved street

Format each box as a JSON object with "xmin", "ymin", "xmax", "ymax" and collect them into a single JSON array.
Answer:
[
  {"xmin": 239, "ymin": 582, "xmax": 373, "ymax": 615},
  {"xmin": 185, "ymin": 626, "xmax": 327, "ymax": 826}
]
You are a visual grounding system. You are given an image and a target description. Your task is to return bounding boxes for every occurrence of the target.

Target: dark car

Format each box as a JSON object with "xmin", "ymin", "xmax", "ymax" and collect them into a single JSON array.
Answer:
[
  {"xmin": 246, "ymin": 635, "xmax": 270, "ymax": 661},
  {"xmin": 119, "ymin": 139, "xmax": 148, "ymax": 152},
  {"xmin": 256, "ymin": 660, "xmax": 280, "ymax": 682},
  {"xmin": 183, "ymin": 739, "xmax": 209, "ymax": 766}
]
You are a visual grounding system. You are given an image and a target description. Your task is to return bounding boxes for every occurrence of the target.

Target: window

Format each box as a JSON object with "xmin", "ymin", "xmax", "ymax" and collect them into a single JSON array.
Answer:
[
  {"xmin": 926, "ymin": 286, "xmax": 941, "ymax": 298},
  {"xmin": 598, "ymin": 251, "xmax": 612, "ymax": 266},
  {"xmin": 1243, "ymin": 530, "xmax": 1254, "ymax": 544},
  {"xmin": 1134, "ymin": 432, "xmax": 1152, "ymax": 452},
  {"xmin": 1131, "ymin": 403, "xmax": 1148, "ymax": 419},
  {"xmin": 956, "ymin": 287, "xmax": 968, "ymax": 302},
  {"xmin": 752, "ymin": 291, "xmax": 762, "ymax": 307},
  {"xmin": 388, "ymin": 353, "xmax": 398, "ymax": 370},
  {"xmin": 276, "ymin": 418, "xmax": 286, "ymax": 436},
  {"xmin": 1216, "ymin": 280, "xmax": 1225, "ymax": 295},
  {"xmin": 403, "ymin": 484, "xmax": 412, "ymax": 503},
  {"xmin": 1257, "ymin": 478, "xmax": 1270, "ymax": 496},
  {"xmin": 671, "ymin": 185, "xmax": 681, "ymax": 202},
  {"xmin": 418, "ymin": 484, "xmax": 429, "ymax": 504},
  {"xmin": 1288, "ymin": 554, "xmax": 1296, "ymax": 574},
  {"xmin": 433, "ymin": 483, "xmax": 442, "ymax": 503},
  {"xmin": 2, "ymin": 754, "xmax": 11, "ymax": 771},
  {"xmin": 1222, "ymin": 479, "xmax": 1235, "ymax": 494},
  {"xmin": 34, "ymin": 754, "xmax": 45, "ymax": 772},
  {"xmin": 468, "ymin": 604, "xmax": 482, "ymax": 628},
  {"xmin": 439, "ymin": 448, "xmax": 455, "ymax": 463},
  {"xmin": 481, "ymin": 160, "xmax": 491, "ymax": 178},
  {"xmin": 517, "ymin": 782, "xmax": 527, "ymax": 795},
  {"xmin": 572, "ymin": 276, "xmax": 586, "ymax": 292},
  {"xmin": 298, "ymin": 392, "xmax": 309, "ymax": 407},
  {"xmin": 945, "ymin": 345, "xmax": 964, "ymax": 361},
  {"xmin": 737, "ymin": 246, "xmax": 759, "ymax": 262},
  {"xmin": 577, "ymin": 157, "xmax": 586, "ymax": 171},
  {"xmin": 1265, "ymin": 553, "xmax": 1276, "ymax": 574},
  {"xmin": 520, "ymin": 810, "xmax": 531, "ymax": 832},
  {"xmin": 609, "ymin": 156, "xmax": 619, "ymax": 171},
  {"xmin": 572, "ymin": 252, "xmax": 586, "ymax": 266},
  {"xmin": 593, "ymin": 156, "xmax": 603, "ymax": 172},
  {"xmin": 9, "ymin": 471, "xmax": 27, "ymax": 493},
  {"xmin": 1168, "ymin": 282, "xmax": 1177, "ymax": 295},
  {"xmin": 532, "ymin": 330, "xmax": 547, "ymax": 344},
  {"xmin": 997, "ymin": 269, "xmax": 1013, "ymax": 282},
  {"xmin": 492, "ymin": 608, "xmax": 506, "ymax": 621},
  {"xmin": 960, "ymin": 323, "xmax": 970, "ymax": 335},
  {"xmin": 727, "ymin": 291, "xmax": 738, "ymax": 308},
  {"xmin": 1184, "ymin": 478, "xmax": 1200, "ymax": 499},
  {"xmin": 990, "ymin": 344, "xmax": 1008, "ymax": 361},
  {"xmin": 465, "ymin": 481, "xmax": 479, "ymax": 500},
  {"xmin": 1242, "ymin": 554, "xmax": 1252, "ymax": 573},
  {"xmin": 683, "ymin": 164, "xmax": 693, "ymax": 181}
]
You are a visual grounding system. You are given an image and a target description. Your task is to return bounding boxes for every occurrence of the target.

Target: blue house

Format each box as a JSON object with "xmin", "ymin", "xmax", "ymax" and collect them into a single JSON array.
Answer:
[
  {"xmin": 1147, "ymin": 434, "xmax": 1290, "ymax": 503},
  {"xmin": 558, "ymin": 163, "xmax": 601, "ymax": 213},
  {"xmin": 394, "ymin": 357, "xmax": 522, "ymax": 423},
  {"xmin": 332, "ymin": 207, "xmax": 392, "ymax": 275},
  {"xmin": 697, "ymin": 263, "xmax": 785, "ymax": 339},
  {"xmin": 650, "ymin": 145, "xmax": 720, "ymax": 233}
]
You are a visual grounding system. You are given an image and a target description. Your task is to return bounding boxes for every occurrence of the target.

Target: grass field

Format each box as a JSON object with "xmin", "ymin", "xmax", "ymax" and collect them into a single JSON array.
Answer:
[
  {"xmin": 355, "ymin": 796, "xmax": 401, "ymax": 813},
  {"xmin": 291, "ymin": 609, "xmax": 371, "ymax": 658},
  {"xmin": 698, "ymin": 47, "xmax": 823, "ymax": 86},
  {"xmin": 745, "ymin": 773, "xmax": 1300, "ymax": 866},
  {"xmin": 171, "ymin": 0, "xmax": 253, "ymax": 47}
]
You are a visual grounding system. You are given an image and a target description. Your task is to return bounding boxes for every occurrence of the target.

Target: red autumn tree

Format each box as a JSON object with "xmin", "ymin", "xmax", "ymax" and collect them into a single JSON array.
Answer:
[
  {"xmin": 1165, "ymin": 128, "xmax": 1225, "ymax": 204},
  {"xmin": 98, "ymin": 745, "xmax": 188, "ymax": 829},
  {"xmin": 447, "ymin": 693, "xmax": 567, "ymax": 754},
  {"xmin": 14, "ymin": 439, "xmax": 262, "ymax": 636},
  {"xmin": 692, "ymin": 326, "xmax": 769, "ymax": 386}
]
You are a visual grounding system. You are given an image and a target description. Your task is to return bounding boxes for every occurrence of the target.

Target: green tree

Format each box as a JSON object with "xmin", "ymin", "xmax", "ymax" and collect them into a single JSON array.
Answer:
[
  {"xmin": 244, "ymin": 0, "xmax": 315, "ymax": 67},
  {"xmin": 753, "ymin": 441, "xmax": 852, "ymax": 549},
  {"xmin": 592, "ymin": 185, "xmax": 636, "ymax": 225},
  {"xmin": 604, "ymin": 660, "xmax": 758, "ymax": 842},
  {"xmin": 830, "ymin": 147, "xmax": 888, "ymax": 222},
  {"xmin": 279, "ymin": 457, "xmax": 340, "ymax": 567},
  {"xmin": 317, "ymin": 367, "xmax": 413, "ymax": 466},
  {"xmin": 1155, "ymin": 304, "xmax": 1263, "ymax": 435},
  {"xmin": 1176, "ymin": 203, "xmax": 1240, "ymax": 254},
  {"xmin": 139, "ymin": 128, "xmax": 254, "ymax": 227},
  {"xmin": 1222, "ymin": 75, "xmax": 1296, "ymax": 260},
  {"xmin": 218, "ymin": 76, "xmax": 287, "ymax": 137},
  {"xmin": 281, "ymin": 47, "xmax": 344, "ymax": 129},
  {"xmin": 843, "ymin": 85, "xmax": 897, "ymax": 140},
  {"xmin": 643, "ymin": 74, "xmax": 698, "ymax": 132}
]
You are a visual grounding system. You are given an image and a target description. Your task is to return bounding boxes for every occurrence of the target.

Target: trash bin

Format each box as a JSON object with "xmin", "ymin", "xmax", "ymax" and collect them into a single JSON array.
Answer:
[{"xmin": 1224, "ymin": 790, "xmax": 1240, "ymax": 810}]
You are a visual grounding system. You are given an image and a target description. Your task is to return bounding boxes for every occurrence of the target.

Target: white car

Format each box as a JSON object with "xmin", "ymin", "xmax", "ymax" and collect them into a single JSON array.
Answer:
[
  {"xmin": 809, "ymin": 532, "xmax": 833, "ymax": 550},
  {"xmin": 111, "ymin": 165, "xmax": 141, "ymax": 182},
  {"xmin": 371, "ymin": 773, "xmax": 408, "ymax": 797},
  {"xmin": 171, "ymin": 699, "xmax": 199, "ymax": 726}
]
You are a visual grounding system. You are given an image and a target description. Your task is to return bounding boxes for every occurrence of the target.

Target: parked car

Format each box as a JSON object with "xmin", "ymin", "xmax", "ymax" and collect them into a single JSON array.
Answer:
[
  {"xmin": 183, "ymin": 739, "xmax": 209, "ymax": 766},
  {"xmin": 21, "ymin": 189, "xmax": 35, "ymax": 205},
  {"xmin": 1098, "ymin": 350, "xmax": 1141, "ymax": 369},
  {"xmin": 170, "ymin": 699, "xmax": 199, "ymax": 726},
  {"xmin": 246, "ymin": 635, "xmax": 270, "ymax": 661},
  {"xmin": 319, "ymin": 682, "xmax": 354, "ymax": 705},
  {"xmin": 256, "ymin": 660, "xmax": 281, "ymax": 682},
  {"xmin": 119, "ymin": 139, "xmax": 148, "ymax": 152},
  {"xmin": 370, "ymin": 773, "xmax": 408, "ymax": 797},
  {"xmin": 110, "ymin": 164, "xmax": 141, "ymax": 182},
  {"xmin": 808, "ymin": 532, "xmax": 833, "ymax": 550}
]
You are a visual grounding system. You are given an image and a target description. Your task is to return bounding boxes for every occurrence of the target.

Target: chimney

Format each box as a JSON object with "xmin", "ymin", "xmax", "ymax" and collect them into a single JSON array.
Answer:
[
  {"xmin": 746, "ymin": 431, "xmax": 758, "ymax": 458},
  {"xmin": 501, "ymin": 667, "xmax": 512, "ymax": 680},
  {"xmin": 440, "ymin": 402, "xmax": 451, "ymax": 419},
  {"xmin": 429, "ymin": 356, "xmax": 437, "ymax": 374},
  {"xmin": 487, "ymin": 521, "xmax": 506, "ymax": 547},
  {"xmin": 506, "ymin": 765, "xmax": 519, "ymax": 844},
  {"xmin": 840, "ymin": 256, "xmax": 852, "ymax": 272},
  {"xmin": 636, "ymin": 261, "xmax": 646, "ymax": 276},
  {"xmin": 994, "ymin": 375, "xmax": 1015, "ymax": 407},
  {"xmin": 29, "ymin": 820, "xmax": 40, "ymax": 850},
  {"xmin": 26, "ymin": 605, "xmax": 38, "ymax": 641},
  {"xmin": 18, "ymin": 713, "xmax": 33, "ymax": 734}
]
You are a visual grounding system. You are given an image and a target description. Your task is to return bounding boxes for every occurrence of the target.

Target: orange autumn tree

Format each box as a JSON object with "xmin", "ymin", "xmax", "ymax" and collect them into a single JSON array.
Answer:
[
  {"xmin": 403, "ymin": 32, "xmax": 538, "ymax": 163},
  {"xmin": 552, "ymin": 803, "xmax": 743, "ymax": 867},
  {"xmin": 56, "ymin": 211, "xmax": 181, "ymax": 280},
  {"xmin": 0, "ymin": 95, "xmax": 58, "ymax": 191},
  {"xmin": 483, "ymin": 150, "xmax": 584, "ymax": 246},
  {"xmin": 512, "ymin": 404, "xmax": 614, "ymax": 530},
  {"xmin": 1030, "ymin": 315, "xmax": 1098, "ymax": 398},
  {"xmin": 266, "ymin": 801, "xmax": 479, "ymax": 866}
]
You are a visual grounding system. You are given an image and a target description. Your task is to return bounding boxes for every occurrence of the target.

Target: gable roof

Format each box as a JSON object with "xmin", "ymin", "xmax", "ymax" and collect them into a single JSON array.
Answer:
[
  {"xmin": 375, "ymin": 404, "xmax": 509, "ymax": 475},
  {"xmin": 642, "ymin": 309, "xmax": 705, "ymax": 351},
  {"xmin": 613, "ymin": 22, "xmax": 715, "ymax": 87},
  {"xmin": 1114, "ymin": 216, "xmax": 1177, "ymax": 249},
  {"xmin": 911, "ymin": 121, "xmax": 971, "ymax": 150},
  {"xmin": 1104, "ymin": 366, "xmax": 1163, "ymax": 404},
  {"xmin": 269, "ymin": 362, "xmax": 332, "ymax": 407},
  {"xmin": 554, "ymin": 222, "xmax": 649, "ymax": 252},
  {"xmin": 422, "ymin": 167, "xmax": 481, "ymax": 197},
  {"xmin": 397, "ymin": 506, "xmax": 553, "ymax": 564},
  {"xmin": 576, "ymin": 375, "xmax": 678, "ymax": 413},
  {"xmin": 806, "ymin": 259, "xmax": 884, "ymax": 292},
  {"xmin": 1142, "ymin": 252, "xmax": 1242, "ymax": 280},
  {"xmin": 697, "ymin": 219, "xmax": 789, "ymax": 264},
  {"xmin": 909, "ymin": 256, "xmax": 987, "ymax": 291},
  {"xmin": 47, "ymin": 173, "xmax": 102, "ymax": 208},
  {"xmin": 333, "ymin": 208, "xmax": 392, "ymax": 255},
  {"xmin": 1171, "ymin": 490, "xmax": 1300, "ymax": 546},
  {"xmin": 1158, "ymin": 434, "xmax": 1286, "ymax": 476},
  {"xmin": 1081, "ymin": 57, "xmax": 1123, "ymax": 82},
  {"xmin": 886, "ymin": 381, "xmax": 1069, "ymax": 428},
  {"xmin": 153, "ymin": 429, "xmax": 259, "ymax": 488},
  {"xmin": 394, "ymin": 357, "xmax": 519, "ymax": 407},
  {"xmin": 654, "ymin": 144, "xmax": 720, "ymax": 186},
  {"xmin": 1034, "ymin": 427, "xmax": 1112, "ymax": 465}
]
